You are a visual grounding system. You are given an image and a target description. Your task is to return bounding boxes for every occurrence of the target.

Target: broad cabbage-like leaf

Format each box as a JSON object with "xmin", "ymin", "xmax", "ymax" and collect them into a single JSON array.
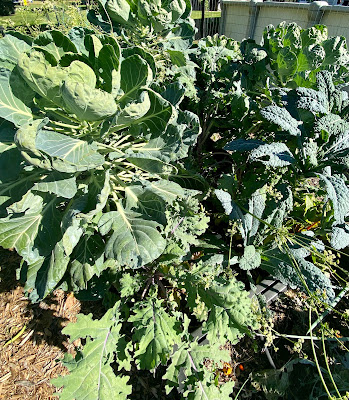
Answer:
[{"xmin": 98, "ymin": 204, "xmax": 166, "ymax": 268}]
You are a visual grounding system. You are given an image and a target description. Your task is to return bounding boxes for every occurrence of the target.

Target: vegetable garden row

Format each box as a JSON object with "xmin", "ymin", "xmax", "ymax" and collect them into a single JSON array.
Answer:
[{"xmin": 0, "ymin": 0, "xmax": 348, "ymax": 398}]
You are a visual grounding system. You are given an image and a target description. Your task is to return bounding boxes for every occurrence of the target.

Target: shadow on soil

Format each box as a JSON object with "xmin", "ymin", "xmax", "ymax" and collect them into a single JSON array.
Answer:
[{"xmin": 0, "ymin": 247, "xmax": 104, "ymax": 352}]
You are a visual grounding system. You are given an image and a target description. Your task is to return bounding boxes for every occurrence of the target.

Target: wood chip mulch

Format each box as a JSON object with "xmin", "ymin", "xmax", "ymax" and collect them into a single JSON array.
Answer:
[{"xmin": 0, "ymin": 249, "xmax": 81, "ymax": 400}]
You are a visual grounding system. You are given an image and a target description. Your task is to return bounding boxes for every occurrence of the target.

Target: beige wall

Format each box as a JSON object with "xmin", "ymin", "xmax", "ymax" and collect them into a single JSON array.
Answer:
[
  {"xmin": 224, "ymin": 3, "xmax": 250, "ymax": 39},
  {"xmin": 221, "ymin": 0, "xmax": 349, "ymax": 44},
  {"xmin": 254, "ymin": 3, "xmax": 309, "ymax": 40},
  {"xmin": 321, "ymin": 6, "xmax": 349, "ymax": 39}
]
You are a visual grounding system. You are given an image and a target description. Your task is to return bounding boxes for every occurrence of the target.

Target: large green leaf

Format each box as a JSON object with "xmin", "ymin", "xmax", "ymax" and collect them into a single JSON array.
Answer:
[
  {"xmin": 33, "ymin": 30, "xmax": 77, "ymax": 61},
  {"xmin": 319, "ymin": 174, "xmax": 349, "ymax": 224},
  {"xmin": 52, "ymin": 303, "xmax": 132, "ymax": 400},
  {"xmin": 83, "ymin": 169, "xmax": 111, "ymax": 217},
  {"xmin": 129, "ymin": 296, "xmax": 182, "ymax": 369},
  {"xmin": 119, "ymin": 55, "xmax": 153, "ymax": 103},
  {"xmin": 264, "ymin": 249, "xmax": 335, "ymax": 302},
  {"xmin": 25, "ymin": 239, "xmax": 69, "ymax": 301},
  {"xmin": 69, "ymin": 234, "xmax": 106, "ymax": 290},
  {"xmin": 0, "ymin": 175, "xmax": 35, "ymax": 211},
  {"xmin": 198, "ymin": 278, "xmax": 254, "ymax": 344},
  {"xmin": 260, "ymin": 105, "xmax": 302, "ymax": 136},
  {"xmin": 62, "ymin": 81, "xmax": 118, "ymax": 121},
  {"xmin": 98, "ymin": 43, "xmax": 120, "ymax": 93},
  {"xmin": 0, "ymin": 68, "xmax": 33, "ymax": 126},
  {"xmin": 35, "ymin": 129, "xmax": 105, "ymax": 172},
  {"xmin": 32, "ymin": 172, "xmax": 78, "ymax": 199},
  {"xmin": 17, "ymin": 51, "xmax": 66, "ymax": 107},
  {"xmin": 98, "ymin": 203, "xmax": 166, "ymax": 268},
  {"xmin": 0, "ymin": 32, "xmax": 31, "ymax": 70},
  {"xmin": 128, "ymin": 89, "xmax": 174, "ymax": 137},
  {"xmin": 18, "ymin": 51, "xmax": 96, "ymax": 108},
  {"xmin": 0, "ymin": 191, "xmax": 44, "ymax": 254},
  {"xmin": 113, "ymin": 91, "xmax": 151, "ymax": 127},
  {"xmin": 125, "ymin": 184, "xmax": 166, "ymax": 224},
  {"xmin": 105, "ymin": 0, "xmax": 134, "ymax": 25},
  {"xmin": 135, "ymin": 179, "xmax": 184, "ymax": 204}
]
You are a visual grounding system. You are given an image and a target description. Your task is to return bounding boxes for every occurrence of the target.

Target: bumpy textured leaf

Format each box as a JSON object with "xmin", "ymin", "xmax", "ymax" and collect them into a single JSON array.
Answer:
[
  {"xmin": 129, "ymin": 296, "xmax": 182, "ymax": 370},
  {"xmin": 224, "ymin": 138, "xmax": 264, "ymax": 152},
  {"xmin": 331, "ymin": 223, "xmax": 349, "ymax": 250},
  {"xmin": 98, "ymin": 204, "xmax": 166, "ymax": 268},
  {"xmin": 319, "ymin": 174, "xmax": 349, "ymax": 224},
  {"xmin": 295, "ymin": 87, "xmax": 329, "ymax": 114},
  {"xmin": 52, "ymin": 303, "xmax": 132, "ymax": 400},
  {"xmin": 249, "ymin": 142, "xmax": 295, "ymax": 167},
  {"xmin": 215, "ymin": 189, "xmax": 244, "ymax": 222},
  {"xmin": 245, "ymin": 187, "xmax": 266, "ymax": 240},
  {"xmin": 260, "ymin": 106, "xmax": 302, "ymax": 136},
  {"xmin": 264, "ymin": 250, "xmax": 335, "ymax": 302},
  {"xmin": 239, "ymin": 245, "xmax": 261, "ymax": 270}
]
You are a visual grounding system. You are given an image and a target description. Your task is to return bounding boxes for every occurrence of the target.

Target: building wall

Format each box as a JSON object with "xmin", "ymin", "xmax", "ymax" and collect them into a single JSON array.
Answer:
[
  {"xmin": 223, "ymin": 3, "xmax": 251, "ymax": 39},
  {"xmin": 254, "ymin": 3, "xmax": 309, "ymax": 40},
  {"xmin": 221, "ymin": 0, "xmax": 349, "ymax": 44}
]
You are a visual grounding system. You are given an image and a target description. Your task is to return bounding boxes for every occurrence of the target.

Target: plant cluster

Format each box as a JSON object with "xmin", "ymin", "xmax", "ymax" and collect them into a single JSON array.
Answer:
[{"xmin": 0, "ymin": 3, "xmax": 348, "ymax": 399}]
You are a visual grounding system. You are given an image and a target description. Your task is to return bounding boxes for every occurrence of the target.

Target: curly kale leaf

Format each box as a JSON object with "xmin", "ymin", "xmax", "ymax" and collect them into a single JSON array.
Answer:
[
  {"xmin": 164, "ymin": 340, "xmax": 231, "ymax": 397},
  {"xmin": 129, "ymin": 296, "xmax": 183, "ymax": 370},
  {"xmin": 52, "ymin": 302, "xmax": 132, "ymax": 400},
  {"xmin": 173, "ymin": 263, "xmax": 257, "ymax": 344},
  {"xmin": 163, "ymin": 193, "xmax": 210, "ymax": 261}
]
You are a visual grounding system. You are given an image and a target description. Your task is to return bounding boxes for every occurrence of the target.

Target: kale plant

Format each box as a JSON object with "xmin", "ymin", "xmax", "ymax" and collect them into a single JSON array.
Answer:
[
  {"xmin": 182, "ymin": 24, "xmax": 349, "ymax": 153},
  {"xmin": 216, "ymin": 72, "xmax": 349, "ymax": 301}
]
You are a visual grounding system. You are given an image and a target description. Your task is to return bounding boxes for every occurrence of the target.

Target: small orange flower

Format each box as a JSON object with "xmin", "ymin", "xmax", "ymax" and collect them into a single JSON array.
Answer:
[
  {"xmin": 238, "ymin": 364, "xmax": 244, "ymax": 371},
  {"xmin": 222, "ymin": 362, "xmax": 233, "ymax": 376}
]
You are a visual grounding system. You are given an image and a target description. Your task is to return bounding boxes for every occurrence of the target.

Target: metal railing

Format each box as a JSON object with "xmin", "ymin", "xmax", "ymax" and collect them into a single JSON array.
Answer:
[{"xmin": 191, "ymin": 0, "xmax": 222, "ymax": 38}]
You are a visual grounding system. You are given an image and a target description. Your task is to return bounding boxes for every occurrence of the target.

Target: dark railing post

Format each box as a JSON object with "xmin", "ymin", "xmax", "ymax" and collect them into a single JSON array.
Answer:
[{"xmin": 200, "ymin": 0, "xmax": 205, "ymax": 38}]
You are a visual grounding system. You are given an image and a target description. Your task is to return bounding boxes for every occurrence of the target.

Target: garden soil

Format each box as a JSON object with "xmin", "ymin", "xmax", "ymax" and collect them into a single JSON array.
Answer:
[{"xmin": 0, "ymin": 248, "xmax": 88, "ymax": 399}]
